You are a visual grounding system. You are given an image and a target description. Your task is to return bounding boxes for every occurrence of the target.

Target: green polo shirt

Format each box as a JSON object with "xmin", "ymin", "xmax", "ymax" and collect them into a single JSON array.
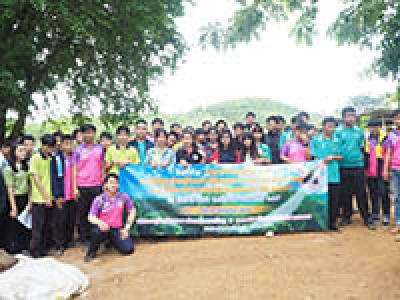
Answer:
[
  {"xmin": 106, "ymin": 144, "xmax": 140, "ymax": 174},
  {"xmin": 310, "ymin": 133, "xmax": 341, "ymax": 184},
  {"xmin": 3, "ymin": 165, "xmax": 29, "ymax": 196},
  {"xmin": 334, "ymin": 125, "xmax": 364, "ymax": 168},
  {"xmin": 29, "ymin": 152, "xmax": 52, "ymax": 203}
]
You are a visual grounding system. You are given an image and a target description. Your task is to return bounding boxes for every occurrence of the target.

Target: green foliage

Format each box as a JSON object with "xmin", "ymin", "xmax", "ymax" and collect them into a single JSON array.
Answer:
[
  {"xmin": 346, "ymin": 94, "xmax": 391, "ymax": 113},
  {"xmin": 0, "ymin": 0, "xmax": 188, "ymax": 142}
]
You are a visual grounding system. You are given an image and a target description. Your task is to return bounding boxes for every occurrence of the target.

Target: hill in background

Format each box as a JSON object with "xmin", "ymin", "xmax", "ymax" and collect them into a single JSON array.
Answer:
[{"xmin": 152, "ymin": 98, "xmax": 322, "ymax": 128}]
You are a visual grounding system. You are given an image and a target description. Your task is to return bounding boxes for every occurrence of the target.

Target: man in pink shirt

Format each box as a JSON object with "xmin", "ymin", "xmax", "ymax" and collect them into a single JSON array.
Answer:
[
  {"xmin": 280, "ymin": 124, "xmax": 310, "ymax": 163},
  {"xmin": 72, "ymin": 124, "xmax": 105, "ymax": 246},
  {"xmin": 84, "ymin": 173, "xmax": 136, "ymax": 263}
]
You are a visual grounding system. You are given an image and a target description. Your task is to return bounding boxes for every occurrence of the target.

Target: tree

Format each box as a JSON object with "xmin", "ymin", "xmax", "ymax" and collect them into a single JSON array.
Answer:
[
  {"xmin": 346, "ymin": 94, "xmax": 390, "ymax": 114},
  {"xmin": 199, "ymin": 0, "xmax": 399, "ymax": 100},
  {"xmin": 0, "ymin": 0, "xmax": 188, "ymax": 144}
]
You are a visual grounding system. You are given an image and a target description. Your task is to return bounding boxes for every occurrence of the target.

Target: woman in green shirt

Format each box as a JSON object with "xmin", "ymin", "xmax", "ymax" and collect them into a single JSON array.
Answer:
[{"xmin": 3, "ymin": 142, "xmax": 31, "ymax": 253}]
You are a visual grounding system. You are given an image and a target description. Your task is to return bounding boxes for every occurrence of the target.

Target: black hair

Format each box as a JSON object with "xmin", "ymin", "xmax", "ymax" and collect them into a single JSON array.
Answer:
[
  {"xmin": 276, "ymin": 116, "xmax": 285, "ymax": 124},
  {"xmin": 246, "ymin": 112, "xmax": 256, "ymax": 118},
  {"xmin": 41, "ymin": 134, "xmax": 56, "ymax": 147},
  {"xmin": 1, "ymin": 139, "xmax": 12, "ymax": 148},
  {"xmin": 218, "ymin": 129, "xmax": 236, "ymax": 153},
  {"xmin": 240, "ymin": 132, "xmax": 258, "ymax": 160},
  {"xmin": 215, "ymin": 119, "xmax": 227, "ymax": 128},
  {"xmin": 103, "ymin": 173, "xmax": 119, "ymax": 185},
  {"xmin": 266, "ymin": 116, "xmax": 278, "ymax": 123},
  {"xmin": 322, "ymin": 117, "xmax": 337, "ymax": 126},
  {"xmin": 298, "ymin": 111, "xmax": 310, "ymax": 120},
  {"xmin": 202, "ymin": 120, "xmax": 212, "ymax": 127},
  {"xmin": 392, "ymin": 109, "xmax": 400, "ymax": 118},
  {"xmin": 100, "ymin": 131, "xmax": 113, "ymax": 140},
  {"xmin": 233, "ymin": 122, "xmax": 244, "ymax": 130},
  {"xmin": 195, "ymin": 128, "xmax": 205, "ymax": 136},
  {"xmin": 290, "ymin": 116, "xmax": 298, "ymax": 124},
  {"xmin": 61, "ymin": 134, "xmax": 74, "ymax": 142},
  {"xmin": 294, "ymin": 123, "xmax": 308, "ymax": 131},
  {"xmin": 21, "ymin": 135, "xmax": 35, "ymax": 143},
  {"xmin": 8, "ymin": 142, "xmax": 29, "ymax": 173},
  {"xmin": 116, "ymin": 125, "xmax": 130, "ymax": 135},
  {"xmin": 252, "ymin": 124, "xmax": 264, "ymax": 133},
  {"xmin": 170, "ymin": 123, "xmax": 181, "ymax": 129},
  {"xmin": 72, "ymin": 129, "xmax": 81, "ymax": 139},
  {"xmin": 81, "ymin": 123, "xmax": 97, "ymax": 133},
  {"xmin": 53, "ymin": 131, "xmax": 63, "ymax": 138},
  {"xmin": 367, "ymin": 118, "xmax": 382, "ymax": 127},
  {"xmin": 154, "ymin": 128, "xmax": 168, "ymax": 140},
  {"xmin": 168, "ymin": 131, "xmax": 179, "ymax": 140},
  {"xmin": 136, "ymin": 119, "xmax": 147, "ymax": 126},
  {"xmin": 341, "ymin": 106, "xmax": 357, "ymax": 118},
  {"xmin": 151, "ymin": 118, "xmax": 164, "ymax": 126}
]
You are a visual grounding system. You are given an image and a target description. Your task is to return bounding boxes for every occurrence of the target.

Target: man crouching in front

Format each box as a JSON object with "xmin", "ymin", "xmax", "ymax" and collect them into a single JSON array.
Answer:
[{"xmin": 84, "ymin": 173, "xmax": 136, "ymax": 263}]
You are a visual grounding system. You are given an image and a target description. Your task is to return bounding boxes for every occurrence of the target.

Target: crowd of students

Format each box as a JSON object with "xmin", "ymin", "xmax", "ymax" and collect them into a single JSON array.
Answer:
[{"xmin": 0, "ymin": 106, "xmax": 399, "ymax": 263}]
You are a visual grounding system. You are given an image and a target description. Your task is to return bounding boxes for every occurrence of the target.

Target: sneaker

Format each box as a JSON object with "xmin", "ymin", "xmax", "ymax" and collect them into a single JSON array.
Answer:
[
  {"xmin": 329, "ymin": 225, "xmax": 341, "ymax": 232},
  {"xmin": 383, "ymin": 219, "xmax": 390, "ymax": 229},
  {"xmin": 84, "ymin": 252, "xmax": 96, "ymax": 263},
  {"xmin": 340, "ymin": 218, "xmax": 351, "ymax": 227},
  {"xmin": 367, "ymin": 221, "xmax": 376, "ymax": 231},
  {"xmin": 390, "ymin": 227, "xmax": 400, "ymax": 234}
]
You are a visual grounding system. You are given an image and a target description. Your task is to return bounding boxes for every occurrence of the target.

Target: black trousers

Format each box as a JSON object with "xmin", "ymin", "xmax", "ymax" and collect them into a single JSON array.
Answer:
[
  {"xmin": 78, "ymin": 186, "xmax": 102, "ymax": 243},
  {"xmin": 0, "ymin": 212, "xmax": 9, "ymax": 249},
  {"xmin": 6, "ymin": 195, "xmax": 31, "ymax": 253},
  {"xmin": 328, "ymin": 184, "xmax": 340, "ymax": 228},
  {"xmin": 340, "ymin": 167, "xmax": 370, "ymax": 223},
  {"xmin": 367, "ymin": 176, "xmax": 389, "ymax": 218},
  {"xmin": 30, "ymin": 203, "xmax": 52, "ymax": 256},
  {"xmin": 53, "ymin": 200, "xmax": 77, "ymax": 249}
]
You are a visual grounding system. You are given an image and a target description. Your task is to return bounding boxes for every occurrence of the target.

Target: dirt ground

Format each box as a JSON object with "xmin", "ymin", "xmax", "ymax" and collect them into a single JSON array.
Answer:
[{"xmin": 60, "ymin": 216, "xmax": 400, "ymax": 300}]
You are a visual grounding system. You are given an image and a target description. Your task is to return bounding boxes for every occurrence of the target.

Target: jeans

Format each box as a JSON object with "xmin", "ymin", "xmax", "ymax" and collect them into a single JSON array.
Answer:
[
  {"xmin": 87, "ymin": 225, "xmax": 134, "ymax": 256},
  {"xmin": 391, "ymin": 169, "xmax": 400, "ymax": 226}
]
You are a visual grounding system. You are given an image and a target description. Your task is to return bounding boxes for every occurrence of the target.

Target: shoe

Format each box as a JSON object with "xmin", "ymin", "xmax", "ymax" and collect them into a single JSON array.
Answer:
[
  {"xmin": 367, "ymin": 221, "xmax": 376, "ymax": 231},
  {"xmin": 383, "ymin": 220, "xmax": 390, "ymax": 229},
  {"xmin": 391, "ymin": 227, "xmax": 400, "ymax": 234},
  {"xmin": 329, "ymin": 225, "xmax": 341, "ymax": 232},
  {"xmin": 84, "ymin": 252, "xmax": 96, "ymax": 263},
  {"xmin": 339, "ymin": 218, "xmax": 351, "ymax": 227},
  {"xmin": 54, "ymin": 247, "xmax": 65, "ymax": 257}
]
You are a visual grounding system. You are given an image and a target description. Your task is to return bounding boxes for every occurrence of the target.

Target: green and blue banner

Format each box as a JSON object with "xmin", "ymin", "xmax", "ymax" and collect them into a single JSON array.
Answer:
[{"xmin": 119, "ymin": 161, "xmax": 328, "ymax": 236}]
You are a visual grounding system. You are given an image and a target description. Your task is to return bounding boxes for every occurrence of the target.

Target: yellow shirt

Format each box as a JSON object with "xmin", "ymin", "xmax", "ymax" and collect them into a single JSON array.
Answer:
[
  {"xmin": 29, "ymin": 152, "xmax": 52, "ymax": 203},
  {"xmin": 106, "ymin": 144, "xmax": 140, "ymax": 174}
]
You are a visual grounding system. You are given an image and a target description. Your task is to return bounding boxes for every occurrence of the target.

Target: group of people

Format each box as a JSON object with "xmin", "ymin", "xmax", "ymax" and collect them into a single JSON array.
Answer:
[{"xmin": 0, "ymin": 106, "xmax": 399, "ymax": 262}]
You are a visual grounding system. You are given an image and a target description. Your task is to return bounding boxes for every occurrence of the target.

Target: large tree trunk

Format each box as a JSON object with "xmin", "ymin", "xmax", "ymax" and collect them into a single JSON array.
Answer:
[{"xmin": 0, "ymin": 104, "xmax": 6, "ymax": 145}]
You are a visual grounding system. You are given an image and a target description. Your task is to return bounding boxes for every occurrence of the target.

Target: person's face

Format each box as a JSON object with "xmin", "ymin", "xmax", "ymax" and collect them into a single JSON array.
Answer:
[
  {"xmin": 253, "ymin": 131, "xmax": 262, "ymax": 141},
  {"xmin": 172, "ymin": 126, "xmax": 182, "ymax": 135},
  {"xmin": 196, "ymin": 134, "xmax": 205, "ymax": 144},
  {"xmin": 82, "ymin": 129, "xmax": 95, "ymax": 144},
  {"xmin": 23, "ymin": 140, "xmax": 34, "ymax": 155},
  {"xmin": 62, "ymin": 139, "xmax": 74, "ymax": 154},
  {"xmin": 75, "ymin": 132, "xmax": 83, "ymax": 144},
  {"xmin": 246, "ymin": 116, "xmax": 255, "ymax": 124},
  {"xmin": 183, "ymin": 133, "xmax": 193, "ymax": 147},
  {"xmin": 55, "ymin": 136, "xmax": 62, "ymax": 148},
  {"xmin": 42, "ymin": 144, "xmax": 54, "ymax": 156},
  {"xmin": 203, "ymin": 123, "xmax": 211, "ymax": 132},
  {"xmin": 234, "ymin": 127, "xmax": 243, "ymax": 137},
  {"xmin": 301, "ymin": 116, "xmax": 309, "ymax": 124},
  {"xmin": 221, "ymin": 133, "xmax": 231, "ymax": 146},
  {"xmin": 324, "ymin": 122, "xmax": 336, "ymax": 136},
  {"xmin": 209, "ymin": 131, "xmax": 218, "ymax": 142},
  {"xmin": 152, "ymin": 122, "xmax": 163, "ymax": 133},
  {"xmin": 394, "ymin": 115, "xmax": 400, "ymax": 129},
  {"xmin": 243, "ymin": 138, "xmax": 252, "ymax": 148},
  {"xmin": 343, "ymin": 112, "xmax": 357, "ymax": 126},
  {"xmin": 267, "ymin": 120, "xmax": 277, "ymax": 132},
  {"xmin": 217, "ymin": 123, "xmax": 225, "ymax": 132},
  {"xmin": 156, "ymin": 132, "xmax": 167, "ymax": 147},
  {"xmin": 15, "ymin": 145, "xmax": 27, "ymax": 162},
  {"xmin": 117, "ymin": 130, "xmax": 129, "ymax": 146},
  {"xmin": 168, "ymin": 135, "xmax": 177, "ymax": 147},
  {"xmin": 1, "ymin": 146, "xmax": 11, "ymax": 157},
  {"xmin": 136, "ymin": 124, "xmax": 147, "ymax": 139},
  {"xmin": 369, "ymin": 126, "xmax": 380, "ymax": 135},
  {"xmin": 277, "ymin": 121, "xmax": 285, "ymax": 131},
  {"xmin": 100, "ymin": 138, "xmax": 112, "ymax": 150},
  {"xmin": 105, "ymin": 177, "xmax": 119, "ymax": 194}
]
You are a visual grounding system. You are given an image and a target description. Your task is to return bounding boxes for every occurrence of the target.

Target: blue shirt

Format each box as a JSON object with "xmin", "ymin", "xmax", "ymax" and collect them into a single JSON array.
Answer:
[
  {"xmin": 311, "ymin": 133, "xmax": 341, "ymax": 184},
  {"xmin": 334, "ymin": 125, "xmax": 364, "ymax": 168},
  {"xmin": 137, "ymin": 141, "xmax": 146, "ymax": 164}
]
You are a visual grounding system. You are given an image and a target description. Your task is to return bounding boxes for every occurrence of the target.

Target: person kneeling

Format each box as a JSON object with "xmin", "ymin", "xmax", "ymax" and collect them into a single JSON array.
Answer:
[{"xmin": 84, "ymin": 173, "xmax": 136, "ymax": 263}]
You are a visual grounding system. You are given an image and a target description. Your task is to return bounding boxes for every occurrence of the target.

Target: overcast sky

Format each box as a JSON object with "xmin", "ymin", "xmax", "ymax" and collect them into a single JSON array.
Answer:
[{"xmin": 151, "ymin": 0, "xmax": 395, "ymax": 115}]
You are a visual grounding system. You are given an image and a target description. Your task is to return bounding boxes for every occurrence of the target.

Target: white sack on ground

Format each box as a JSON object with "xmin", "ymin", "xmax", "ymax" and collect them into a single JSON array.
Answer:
[{"xmin": 0, "ymin": 255, "xmax": 89, "ymax": 300}]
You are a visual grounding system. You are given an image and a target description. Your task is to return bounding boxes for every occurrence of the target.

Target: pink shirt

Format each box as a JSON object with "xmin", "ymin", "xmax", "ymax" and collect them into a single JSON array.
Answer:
[
  {"xmin": 366, "ymin": 138, "xmax": 378, "ymax": 177},
  {"xmin": 387, "ymin": 131, "xmax": 400, "ymax": 170},
  {"xmin": 72, "ymin": 143, "xmax": 104, "ymax": 187},
  {"xmin": 64, "ymin": 155, "xmax": 73, "ymax": 201},
  {"xmin": 281, "ymin": 140, "xmax": 306, "ymax": 162},
  {"xmin": 89, "ymin": 192, "xmax": 134, "ymax": 228}
]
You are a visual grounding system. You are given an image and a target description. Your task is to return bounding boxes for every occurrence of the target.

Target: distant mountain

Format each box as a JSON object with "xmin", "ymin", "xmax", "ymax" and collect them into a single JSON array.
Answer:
[{"xmin": 154, "ymin": 98, "xmax": 322, "ymax": 128}]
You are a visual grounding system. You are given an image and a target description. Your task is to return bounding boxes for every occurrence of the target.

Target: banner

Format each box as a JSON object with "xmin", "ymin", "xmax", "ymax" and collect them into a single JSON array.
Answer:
[{"xmin": 119, "ymin": 161, "xmax": 328, "ymax": 236}]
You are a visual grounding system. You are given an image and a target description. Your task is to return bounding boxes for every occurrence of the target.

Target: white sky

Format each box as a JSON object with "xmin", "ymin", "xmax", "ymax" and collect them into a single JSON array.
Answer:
[
  {"xmin": 30, "ymin": 0, "xmax": 396, "ymax": 122},
  {"xmin": 152, "ymin": 0, "xmax": 396, "ymax": 115}
]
